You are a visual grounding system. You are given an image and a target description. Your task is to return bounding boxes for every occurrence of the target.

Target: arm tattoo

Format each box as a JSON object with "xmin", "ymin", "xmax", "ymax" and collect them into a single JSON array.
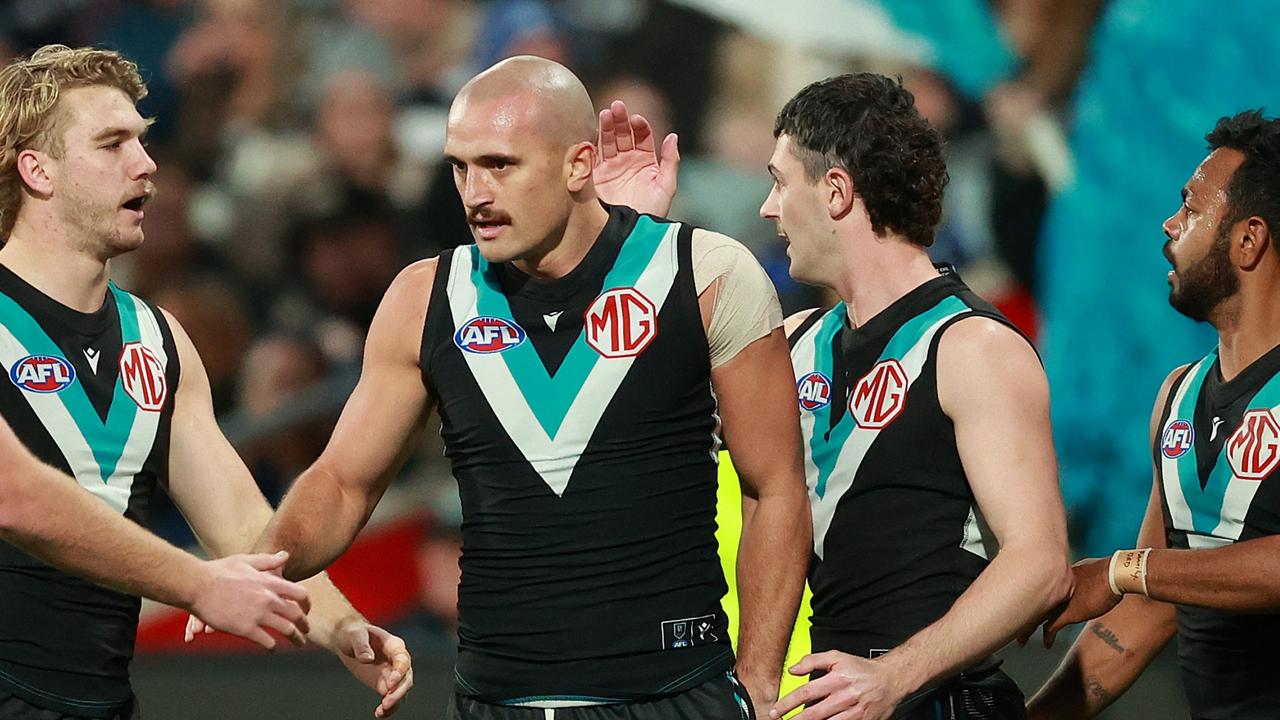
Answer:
[
  {"xmin": 1085, "ymin": 675, "xmax": 1112, "ymax": 706},
  {"xmin": 1089, "ymin": 622, "xmax": 1127, "ymax": 655}
]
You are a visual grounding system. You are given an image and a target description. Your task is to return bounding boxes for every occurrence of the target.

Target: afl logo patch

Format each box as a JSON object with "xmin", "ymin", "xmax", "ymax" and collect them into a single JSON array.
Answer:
[
  {"xmin": 454, "ymin": 316, "xmax": 526, "ymax": 354},
  {"xmin": 1160, "ymin": 419, "xmax": 1194, "ymax": 459},
  {"xmin": 9, "ymin": 354, "xmax": 75, "ymax": 393},
  {"xmin": 119, "ymin": 342, "xmax": 167, "ymax": 411},
  {"xmin": 796, "ymin": 372, "xmax": 833, "ymax": 411}
]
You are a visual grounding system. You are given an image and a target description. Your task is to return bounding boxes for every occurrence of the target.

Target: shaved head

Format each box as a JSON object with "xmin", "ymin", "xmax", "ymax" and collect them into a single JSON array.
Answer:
[{"xmin": 451, "ymin": 55, "xmax": 595, "ymax": 148}]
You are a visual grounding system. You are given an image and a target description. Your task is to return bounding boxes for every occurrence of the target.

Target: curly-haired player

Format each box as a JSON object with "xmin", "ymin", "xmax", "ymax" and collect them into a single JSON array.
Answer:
[{"xmin": 594, "ymin": 72, "xmax": 1073, "ymax": 719}]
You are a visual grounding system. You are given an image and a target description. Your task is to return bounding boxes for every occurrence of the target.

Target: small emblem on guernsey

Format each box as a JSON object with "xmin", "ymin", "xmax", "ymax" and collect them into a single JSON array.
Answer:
[
  {"xmin": 849, "ymin": 359, "xmax": 908, "ymax": 429},
  {"xmin": 1160, "ymin": 419, "xmax": 1194, "ymax": 459},
  {"xmin": 9, "ymin": 354, "xmax": 75, "ymax": 393},
  {"xmin": 454, "ymin": 316, "xmax": 526, "ymax": 354},
  {"xmin": 584, "ymin": 287, "xmax": 657, "ymax": 358},
  {"xmin": 1227, "ymin": 409, "xmax": 1280, "ymax": 480},
  {"xmin": 119, "ymin": 342, "xmax": 167, "ymax": 411},
  {"xmin": 796, "ymin": 371, "xmax": 833, "ymax": 411}
]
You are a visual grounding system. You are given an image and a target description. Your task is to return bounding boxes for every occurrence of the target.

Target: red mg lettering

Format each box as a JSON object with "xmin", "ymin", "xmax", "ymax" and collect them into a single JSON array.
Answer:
[
  {"xmin": 849, "ymin": 359, "xmax": 908, "ymax": 430},
  {"xmin": 1228, "ymin": 409, "xmax": 1280, "ymax": 480}
]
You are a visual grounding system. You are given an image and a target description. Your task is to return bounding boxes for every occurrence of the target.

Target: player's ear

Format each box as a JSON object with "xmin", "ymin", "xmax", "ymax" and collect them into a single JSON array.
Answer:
[
  {"xmin": 16, "ymin": 148, "xmax": 55, "ymax": 197},
  {"xmin": 1237, "ymin": 215, "xmax": 1271, "ymax": 271},
  {"xmin": 567, "ymin": 142, "xmax": 594, "ymax": 193},
  {"xmin": 826, "ymin": 167, "xmax": 855, "ymax": 220}
]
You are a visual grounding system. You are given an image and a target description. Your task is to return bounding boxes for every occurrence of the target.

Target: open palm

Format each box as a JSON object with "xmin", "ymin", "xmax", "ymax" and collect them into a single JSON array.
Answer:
[{"xmin": 593, "ymin": 100, "xmax": 680, "ymax": 216}]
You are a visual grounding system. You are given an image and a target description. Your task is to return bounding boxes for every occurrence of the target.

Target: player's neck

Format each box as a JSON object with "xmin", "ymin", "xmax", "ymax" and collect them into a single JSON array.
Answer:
[
  {"xmin": 1214, "ymin": 281, "xmax": 1280, "ymax": 381},
  {"xmin": 512, "ymin": 200, "xmax": 610, "ymax": 280},
  {"xmin": 0, "ymin": 217, "xmax": 111, "ymax": 314},
  {"xmin": 837, "ymin": 242, "xmax": 940, "ymax": 328}
]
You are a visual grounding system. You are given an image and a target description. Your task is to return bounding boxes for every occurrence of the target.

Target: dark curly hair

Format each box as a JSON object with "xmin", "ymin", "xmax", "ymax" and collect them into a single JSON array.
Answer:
[
  {"xmin": 774, "ymin": 73, "xmax": 948, "ymax": 247},
  {"xmin": 1206, "ymin": 110, "xmax": 1280, "ymax": 237}
]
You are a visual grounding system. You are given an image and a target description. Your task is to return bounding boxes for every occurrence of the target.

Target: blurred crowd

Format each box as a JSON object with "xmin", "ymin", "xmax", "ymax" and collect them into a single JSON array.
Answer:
[{"xmin": 26, "ymin": 0, "xmax": 1270, "ymax": 658}]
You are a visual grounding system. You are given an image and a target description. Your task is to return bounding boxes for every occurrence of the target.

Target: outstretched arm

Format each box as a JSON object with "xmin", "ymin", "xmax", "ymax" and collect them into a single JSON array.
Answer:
[
  {"xmin": 0, "ymin": 416, "xmax": 310, "ymax": 650},
  {"xmin": 1026, "ymin": 367, "xmax": 1184, "ymax": 719},
  {"xmin": 257, "ymin": 259, "xmax": 437, "ymax": 578},
  {"xmin": 163, "ymin": 306, "xmax": 415, "ymax": 716}
]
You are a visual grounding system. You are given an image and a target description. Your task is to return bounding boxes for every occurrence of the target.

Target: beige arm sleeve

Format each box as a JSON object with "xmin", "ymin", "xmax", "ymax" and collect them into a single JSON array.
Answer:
[{"xmin": 692, "ymin": 229, "xmax": 784, "ymax": 369}]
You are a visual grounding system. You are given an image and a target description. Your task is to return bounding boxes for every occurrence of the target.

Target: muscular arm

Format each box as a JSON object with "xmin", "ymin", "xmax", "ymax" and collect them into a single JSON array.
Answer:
[
  {"xmin": 1027, "ymin": 481, "xmax": 1176, "ymax": 718},
  {"xmin": 877, "ymin": 318, "xmax": 1073, "ymax": 695},
  {"xmin": 1026, "ymin": 368, "xmax": 1184, "ymax": 719},
  {"xmin": 164, "ymin": 310, "xmax": 355, "ymax": 648},
  {"xmin": 699, "ymin": 236, "xmax": 810, "ymax": 708},
  {"xmin": 258, "ymin": 260, "xmax": 436, "ymax": 579},
  {"xmin": 0, "ymin": 416, "xmax": 310, "ymax": 649},
  {"xmin": 0, "ymin": 416, "xmax": 207, "ymax": 606},
  {"xmin": 718, "ymin": 328, "xmax": 811, "ymax": 705},
  {"xmin": 165, "ymin": 308, "xmax": 415, "ymax": 713}
]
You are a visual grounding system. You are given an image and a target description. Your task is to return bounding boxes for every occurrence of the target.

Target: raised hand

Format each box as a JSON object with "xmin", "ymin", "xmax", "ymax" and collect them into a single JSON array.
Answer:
[
  {"xmin": 188, "ymin": 551, "xmax": 311, "ymax": 650},
  {"xmin": 593, "ymin": 100, "xmax": 680, "ymax": 216}
]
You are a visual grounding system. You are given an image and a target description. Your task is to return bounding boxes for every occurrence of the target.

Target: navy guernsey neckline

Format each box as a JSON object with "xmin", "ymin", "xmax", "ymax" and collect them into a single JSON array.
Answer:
[
  {"xmin": 840, "ymin": 271, "xmax": 962, "ymax": 355},
  {"xmin": 1206, "ymin": 341, "xmax": 1280, "ymax": 405},
  {"xmin": 0, "ymin": 262, "xmax": 116, "ymax": 338},
  {"xmin": 496, "ymin": 203, "xmax": 639, "ymax": 304}
]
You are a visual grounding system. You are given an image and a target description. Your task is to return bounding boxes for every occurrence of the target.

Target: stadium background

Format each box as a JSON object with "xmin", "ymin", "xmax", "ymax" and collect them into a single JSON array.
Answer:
[{"xmin": 3, "ymin": 0, "xmax": 1277, "ymax": 716}]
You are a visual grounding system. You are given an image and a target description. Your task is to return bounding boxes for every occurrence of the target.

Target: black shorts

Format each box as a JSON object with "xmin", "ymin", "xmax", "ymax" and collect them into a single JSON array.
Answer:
[
  {"xmin": 0, "ymin": 692, "xmax": 139, "ymax": 720},
  {"xmin": 893, "ymin": 667, "xmax": 1025, "ymax": 720},
  {"xmin": 448, "ymin": 672, "xmax": 755, "ymax": 720}
]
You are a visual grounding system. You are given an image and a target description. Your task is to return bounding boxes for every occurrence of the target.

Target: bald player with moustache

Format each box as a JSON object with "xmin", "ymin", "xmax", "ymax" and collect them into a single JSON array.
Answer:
[
  {"xmin": 0, "ymin": 414, "xmax": 311, "ymax": 649},
  {"xmin": 259, "ymin": 55, "xmax": 811, "ymax": 719}
]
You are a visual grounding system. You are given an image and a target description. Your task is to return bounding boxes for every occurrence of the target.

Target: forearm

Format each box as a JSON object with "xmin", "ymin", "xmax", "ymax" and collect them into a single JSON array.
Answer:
[
  {"xmin": 299, "ymin": 571, "xmax": 365, "ymax": 651},
  {"xmin": 1028, "ymin": 596, "xmax": 1176, "ymax": 719},
  {"xmin": 258, "ymin": 463, "xmax": 375, "ymax": 580},
  {"xmin": 882, "ymin": 544, "xmax": 1071, "ymax": 693},
  {"xmin": 735, "ymin": 485, "xmax": 810, "ymax": 698},
  {"xmin": 0, "ymin": 464, "xmax": 208, "ymax": 609},
  {"xmin": 1144, "ymin": 542, "xmax": 1280, "ymax": 610}
]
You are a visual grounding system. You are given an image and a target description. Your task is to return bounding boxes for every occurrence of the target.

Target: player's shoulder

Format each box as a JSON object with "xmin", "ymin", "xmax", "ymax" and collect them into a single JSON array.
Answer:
[
  {"xmin": 690, "ymin": 227, "xmax": 756, "ymax": 259},
  {"xmin": 937, "ymin": 313, "xmax": 1029, "ymax": 354},
  {"xmin": 783, "ymin": 308, "xmax": 822, "ymax": 337},
  {"xmin": 935, "ymin": 314, "xmax": 1040, "ymax": 385}
]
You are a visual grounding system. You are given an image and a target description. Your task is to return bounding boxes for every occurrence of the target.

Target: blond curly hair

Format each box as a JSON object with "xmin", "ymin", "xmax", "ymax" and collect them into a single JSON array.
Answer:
[{"xmin": 0, "ymin": 45, "xmax": 148, "ymax": 240}]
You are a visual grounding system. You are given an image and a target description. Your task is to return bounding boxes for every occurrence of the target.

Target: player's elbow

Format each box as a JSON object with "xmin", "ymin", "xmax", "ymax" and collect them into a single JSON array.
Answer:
[{"xmin": 1003, "ymin": 537, "xmax": 1073, "ymax": 615}]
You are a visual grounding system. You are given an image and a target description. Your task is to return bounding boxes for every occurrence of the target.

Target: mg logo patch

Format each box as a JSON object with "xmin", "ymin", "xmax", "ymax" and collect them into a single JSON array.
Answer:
[
  {"xmin": 119, "ymin": 342, "xmax": 167, "ymax": 411},
  {"xmin": 584, "ymin": 287, "xmax": 656, "ymax": 359},
  {"xmin": 1227, "ymin": 409, "xmax": 1280, "ymax": 480},
  {"xmin": 849, "ymin": 359, "xmax": 908, "ymax": 430},
  {"xmin": 796, "ymin": 371, "xmax": 833, "ymax": 411},
  {"xmin": 9, "ymin": 354, "xmax": 75, "ymax": 393},
  {"xmin": 454, "ymin": 317, "xmax": 526, "ymax": 354},
  {"xmin": 1160, "ymin": 419, "xmax": 1194, "ymax": 459}
]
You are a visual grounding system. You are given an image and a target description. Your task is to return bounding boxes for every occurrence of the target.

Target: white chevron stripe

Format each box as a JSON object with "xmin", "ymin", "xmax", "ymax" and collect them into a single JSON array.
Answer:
[
  {"xmin": 0, "ymin": 326, "xmax": 130, "ymax": 513},
  {"xmin": 1210, "ymin": 400, "xmax": 1280, "ymax": 541},
  {"xmin": 803, "ymin": 309, "xmax": 965, "ymax": 559},
  {"xmin": 1160, "ymin": 358, "xmax": 1209, "ymax": 534},
  {"xmin": 105, "ymin": 296, "xmax": 166, "ymax": 493},
  {"xmin": 447, "ymin": 227, "xmax": 681, "ymax": 496}
]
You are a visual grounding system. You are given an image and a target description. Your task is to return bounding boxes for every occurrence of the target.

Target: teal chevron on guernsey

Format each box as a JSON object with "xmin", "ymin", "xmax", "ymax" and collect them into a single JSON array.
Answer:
[
  {"xmin": 1162, "ymin": 350, "xmax": 1280, "ymax": 545},
  {"xmin": 447, "ymin": 217, "xmax": 680, "ymax": 496},
  {"xmin": 0, "ymin": 284, "xmax": 167, "ymax": 514},
  {"xmin": 793, "ymin": 296, "xmax": 968, "ymax": 558}
]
